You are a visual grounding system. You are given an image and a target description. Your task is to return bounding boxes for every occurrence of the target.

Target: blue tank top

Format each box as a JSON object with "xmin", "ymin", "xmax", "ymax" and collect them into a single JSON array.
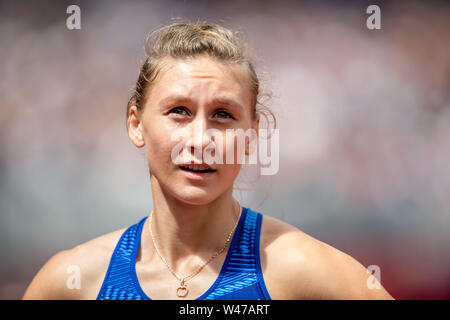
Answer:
[{"xmin": 97, "ymin": 207, "xmax": 272, "ymax": 300}]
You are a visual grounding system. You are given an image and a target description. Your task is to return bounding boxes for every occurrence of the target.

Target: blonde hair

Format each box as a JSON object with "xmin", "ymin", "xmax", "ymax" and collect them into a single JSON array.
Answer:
[{"xmin": 126, "ymin": 21, "xmax": 275, "ymax": 128}]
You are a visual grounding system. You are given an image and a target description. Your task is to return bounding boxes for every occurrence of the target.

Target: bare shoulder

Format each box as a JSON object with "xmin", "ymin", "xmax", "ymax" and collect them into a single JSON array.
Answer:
[
  {"xmin": 22, "ymin": 226, "xmax": 127, "ymax": 300},
  {"xmin": 260, "ymin": 214, "xmax": 394, "ymax": 300}
]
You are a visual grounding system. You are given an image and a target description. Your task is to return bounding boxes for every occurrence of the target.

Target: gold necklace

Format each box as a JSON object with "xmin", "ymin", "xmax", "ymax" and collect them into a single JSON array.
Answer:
[{"xmin": 148, "ymin": 203, "xmax": 241, "ymax": 298}]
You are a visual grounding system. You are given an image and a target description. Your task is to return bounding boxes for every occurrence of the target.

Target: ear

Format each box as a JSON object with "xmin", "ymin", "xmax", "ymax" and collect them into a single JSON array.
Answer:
[
  {"xmin": 245, "ymin": 115, "xmax": 260, "ymax": 155},
  {"xmin": 127, "ymin": 105, "xmax": 145, "ymax": 148}
]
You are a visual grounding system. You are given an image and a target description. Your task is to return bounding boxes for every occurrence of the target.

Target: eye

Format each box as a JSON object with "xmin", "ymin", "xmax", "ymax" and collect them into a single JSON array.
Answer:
[
  {"xmin": 213, "ymin": 109, "xmax": 235, "ymax": 120},
  {"xmin": 168, "ymin": 106, "xmax": 190, "ymax": 116}
]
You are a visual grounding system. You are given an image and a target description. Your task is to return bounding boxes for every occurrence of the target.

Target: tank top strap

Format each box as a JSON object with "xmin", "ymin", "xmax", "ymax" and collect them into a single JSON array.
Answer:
[
  {"xmin": 97, "ymin": 217, "xmax": 147, "ymax": 300},
  {"xmin": 202, "ymin": 207, "xmax": 271, "ymax": 300}
]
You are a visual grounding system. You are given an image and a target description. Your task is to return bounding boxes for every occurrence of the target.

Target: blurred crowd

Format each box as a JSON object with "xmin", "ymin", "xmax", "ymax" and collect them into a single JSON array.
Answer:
[{"xmin": 0, "ymin": 0, "xmax": 449, "ymax": 299}]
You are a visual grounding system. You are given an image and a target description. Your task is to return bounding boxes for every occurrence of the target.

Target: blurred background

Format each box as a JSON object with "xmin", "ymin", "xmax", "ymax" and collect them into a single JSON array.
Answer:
[{"xmin": 1, "ymin": 0, "xmax": 449, "ymax": 299}]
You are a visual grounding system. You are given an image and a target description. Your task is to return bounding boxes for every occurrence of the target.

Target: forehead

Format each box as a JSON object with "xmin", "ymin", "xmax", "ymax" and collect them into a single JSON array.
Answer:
[{"xmin": 146, "ymin": 56, "xmax": 252, "ymax": 106}]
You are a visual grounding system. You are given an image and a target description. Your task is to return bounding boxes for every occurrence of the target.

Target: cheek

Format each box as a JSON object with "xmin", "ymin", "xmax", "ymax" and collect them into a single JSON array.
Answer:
[
  {"xmin": 219, "ymin": 135, "xmax": 243, "ymax": 177},
  {"xmin": 222, "ymin": 130, "xmax": 250, "ymax": 165},
  {"xmin": 143, "ymin": 122, "xmax": 178, "ymax": 166}
]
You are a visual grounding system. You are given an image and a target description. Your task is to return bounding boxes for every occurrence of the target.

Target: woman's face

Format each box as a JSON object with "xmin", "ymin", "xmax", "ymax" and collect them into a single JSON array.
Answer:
[{"xmin": 128, "ymin": 55, "xmax": 258, "ymax": 205}]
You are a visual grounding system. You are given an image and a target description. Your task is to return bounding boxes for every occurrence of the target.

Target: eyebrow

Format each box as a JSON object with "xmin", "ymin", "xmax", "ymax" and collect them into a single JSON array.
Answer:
[{"xmin": 158, "ymin": 95, "xmax": 244, "ymax": 110}]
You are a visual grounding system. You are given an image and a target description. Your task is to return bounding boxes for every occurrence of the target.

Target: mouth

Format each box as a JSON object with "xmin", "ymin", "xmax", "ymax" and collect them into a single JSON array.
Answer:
[
  {"xmin": 178, "ymin": 163, "xmax": 217, "ymax": 180},
  {"xmin": 179, "ymin": 164, "xmax": 216, "ymax": 174}
]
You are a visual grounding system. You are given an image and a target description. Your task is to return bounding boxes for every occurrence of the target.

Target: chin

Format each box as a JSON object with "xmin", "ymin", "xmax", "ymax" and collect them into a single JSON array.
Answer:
[{"xmin": 172, "ymin": 185, "xmax": 223, "ymax": 206}]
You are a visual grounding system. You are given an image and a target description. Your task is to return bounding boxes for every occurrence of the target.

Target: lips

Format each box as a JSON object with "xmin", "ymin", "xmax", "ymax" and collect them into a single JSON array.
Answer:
[{"xmin": 179, "ymin": 163, "xmax": 216, "ymax": 173}]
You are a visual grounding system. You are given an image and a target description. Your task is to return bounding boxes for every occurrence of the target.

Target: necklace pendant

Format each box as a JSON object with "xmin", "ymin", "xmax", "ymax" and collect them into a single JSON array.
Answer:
[{"xmin": 177, "ymin": 279, "xmax": 188, "ymax": 298}]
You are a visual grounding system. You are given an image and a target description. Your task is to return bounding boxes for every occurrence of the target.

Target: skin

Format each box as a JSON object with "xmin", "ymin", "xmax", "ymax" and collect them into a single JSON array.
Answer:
[{"xmin": 23, "ymin": 55, "xmax": 394, "ymax": 300}]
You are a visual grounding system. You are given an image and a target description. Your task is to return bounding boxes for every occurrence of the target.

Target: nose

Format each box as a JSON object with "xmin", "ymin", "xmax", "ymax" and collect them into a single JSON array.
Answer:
[{"xmin": 186, "ymin": 115, "xmax": 212, "ymax": 161}]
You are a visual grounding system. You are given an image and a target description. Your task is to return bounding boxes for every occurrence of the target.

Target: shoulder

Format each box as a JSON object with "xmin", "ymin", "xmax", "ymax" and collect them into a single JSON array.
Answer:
[
  {"xmin": 22, "ymin": 226, "xmax": 128, "ymax": 300},
  {"xmin": 259, "ymin": 214, "xmax": 394, "ymax": 300}
]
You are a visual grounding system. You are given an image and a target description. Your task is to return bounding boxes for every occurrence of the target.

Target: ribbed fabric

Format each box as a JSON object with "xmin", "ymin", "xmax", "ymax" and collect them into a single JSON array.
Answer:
[{"xmin": 96, "ymin": 207, "xmax": 271, "ymax": 300}]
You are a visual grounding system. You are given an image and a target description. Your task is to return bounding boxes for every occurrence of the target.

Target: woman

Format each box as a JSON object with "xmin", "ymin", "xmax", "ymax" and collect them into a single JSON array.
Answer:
[{"xmin": 23, "ymin": 21, "xmax": 394, "ymax": 300}]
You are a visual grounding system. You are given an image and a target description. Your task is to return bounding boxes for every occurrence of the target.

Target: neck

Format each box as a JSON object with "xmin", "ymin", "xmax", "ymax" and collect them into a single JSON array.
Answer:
[{"xmin": 143, "ymin": 176, "xmax": 241, "ymax": 275}]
